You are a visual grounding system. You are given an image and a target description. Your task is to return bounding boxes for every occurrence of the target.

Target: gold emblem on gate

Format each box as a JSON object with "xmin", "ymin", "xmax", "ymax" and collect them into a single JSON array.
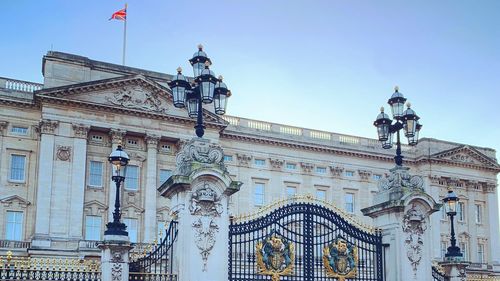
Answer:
[
  {"xmin": 323, "ymin": 238, "xmax": 358, "ymax": 281},
  {"xmin": 256, "ymin": 231, "xmax": 294, "ymax": 281}
]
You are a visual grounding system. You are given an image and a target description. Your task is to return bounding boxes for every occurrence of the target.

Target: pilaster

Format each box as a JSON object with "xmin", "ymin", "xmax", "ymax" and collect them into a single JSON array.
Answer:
[
  {"xmin": 485, "ymin": 183, "xmax": 500, "ymax": 268},
  {"xmin": 143, "ymin": 134, "xmax": 160, "ymax": 243},
  {"xmin": 68, "ymin": 124, "xmax": 90, "ymax": 239},
  {"xmin": 108, "ymin": 129, "xmax": 126, "ymax": 222},
  {"xmin": 33, "ymin": 120, "xmax": 59, "ymax": 246}
]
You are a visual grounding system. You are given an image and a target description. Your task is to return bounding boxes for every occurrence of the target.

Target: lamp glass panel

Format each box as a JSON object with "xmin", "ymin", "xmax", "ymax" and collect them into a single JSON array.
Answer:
[
  {"xmin": 377, "ymin": 123, "xmax": 390, "ymax": 141},
  {"xmin": 447, "ymin": 200, "xmax": 457, "ymax": 214},
  {"xmin": 404, "ymin": 119, "xmax": 416, "ymax": 137},
  {"xmin": 112, "ymin": 163, "xmax": 127, "ymax": 178},
  {"xmin": 214, "ymin": 93, "xmax": 228, "ymax": 115},
  {"xmin": 187, "ymin": 97, "xmax": 199, "ymax": 118},
  {"xmin": 391, "ymin": 102, "xmax": 404, "ymax": 118},
  {"xmin": 172, "ymin": 87, "xmax": 186, "ymax": 108},
  {"xmin": 382, "ymin": 132, "xmax": 393, "ymax": 149},
  {"xmin": 200, "ymin": 81, "xmax": 215, "ymax": 103},
  {"xmin": 193, "ymin": 62, "xmax": 204, "ymax": 77}
]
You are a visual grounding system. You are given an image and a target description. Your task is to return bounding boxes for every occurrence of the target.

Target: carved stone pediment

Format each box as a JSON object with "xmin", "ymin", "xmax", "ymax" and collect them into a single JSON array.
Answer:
[
  {"xmin": 431, "ymin": 145, "xmax": 500, "ymax": 170},
  {"xmin": 84, "ymin": 200, "xmax": 108, "ymax": 215},
  {"xmin": 0, "ymin": 195, "xmax": 31, "ymax": 208}
]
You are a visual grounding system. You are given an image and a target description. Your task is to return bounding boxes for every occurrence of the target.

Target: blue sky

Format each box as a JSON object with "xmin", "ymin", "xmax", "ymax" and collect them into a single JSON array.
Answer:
[{"xmin": 1, "ymin": 1, "xmax": 499, "ymax": 159}]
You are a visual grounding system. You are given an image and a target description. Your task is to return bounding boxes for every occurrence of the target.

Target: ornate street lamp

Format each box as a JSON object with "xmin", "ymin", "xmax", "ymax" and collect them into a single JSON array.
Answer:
[
  {"xmin": 104, "ymin": 145, "xmax": 129, "ymax": 236},
  {"xmin": 373, "ymin": 87, "xmax": 422, "ymax": 166},
  {"xmin": 169, "ymin": 45, "xmax": 232, "ymax": 138},
  {"xmin": 443, "ymin": 189, "xmax": 463, "ymax": 258}
]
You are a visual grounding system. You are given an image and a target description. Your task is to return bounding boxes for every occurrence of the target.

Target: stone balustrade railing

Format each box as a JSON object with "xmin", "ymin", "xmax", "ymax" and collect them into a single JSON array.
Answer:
[
  {"xmin": 0, "ymin": 77, "xmax": 43, "ymax": 93},
  {"xmin": 222, "ymin": 115, "xmax": 413, "ymax": 154},
  {"xmin": 0, "ymin": 240, "xmax": 31, "ymax": 249}
]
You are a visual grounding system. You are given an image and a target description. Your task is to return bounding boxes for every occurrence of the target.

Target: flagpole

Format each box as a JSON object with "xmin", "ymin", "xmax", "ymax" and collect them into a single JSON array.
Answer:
[{"xmin": 122, "ymin": 3, "xmax": 127, "ymax": 66}]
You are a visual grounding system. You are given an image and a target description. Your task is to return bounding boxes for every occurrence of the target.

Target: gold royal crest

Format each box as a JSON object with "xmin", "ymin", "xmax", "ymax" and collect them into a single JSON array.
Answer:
[
  {"xmin": 323, "ymin": 238, "xmax": 358, "ymax": 281},
  {"xmin": 256, "ymin": 231, "xmax": 295, "ymax": 281}
]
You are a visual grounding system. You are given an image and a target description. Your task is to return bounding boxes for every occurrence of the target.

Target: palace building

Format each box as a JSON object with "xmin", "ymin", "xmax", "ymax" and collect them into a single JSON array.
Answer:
[{"xmin": 0, "ymin": 51, "xmax": 498, "ymax": 275}]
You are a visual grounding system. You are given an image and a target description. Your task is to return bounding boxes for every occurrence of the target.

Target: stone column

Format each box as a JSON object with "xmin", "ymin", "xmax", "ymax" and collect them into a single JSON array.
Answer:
[
  {"xmin": 362, "ymin": 166, "xmax": 441, "ymax": 281},
  {"xmin": 33, "ymin": 120, "xmax": 59, "ymax": 246},
  {"xmin": 143, "ymin": 134, "xmax": 160, "ymax": 243},
  {"xmin": 99, "ymin": 236, "xmax": 132, "ymax": 281},
  {"xmin": 68, "ymin": 124, "xmax": 90, "ymax": 239},
  {"xmin": 486, "ymin": 183, "xmax": 500, "ymax": 269},
  {"xmin": 108, "ymin": 129, "xmax": 126, "ymax": 222},
  {"xmin": 0, "ymin": 121, "xmax": 8, "ymax": 183},
  {"xmin": 158, "ymin": 138, "xmax": 242, "ymax": 281}
]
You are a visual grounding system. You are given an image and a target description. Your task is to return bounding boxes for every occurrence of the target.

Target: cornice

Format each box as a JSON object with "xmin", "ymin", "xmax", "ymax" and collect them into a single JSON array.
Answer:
[{"xmin": 0, "ymin": 97, "xmax": 39, "ymax": 109}]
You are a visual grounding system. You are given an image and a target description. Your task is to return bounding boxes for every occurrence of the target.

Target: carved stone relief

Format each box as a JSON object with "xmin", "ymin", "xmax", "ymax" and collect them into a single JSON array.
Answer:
[
  {"xmin": 56, "ymin": 146, "xmax": 72, "ymax": 161},
  {"xmin": 402, "ymin": 204, "xmax": 427, "ymax": 275},
  {"xmin": 189, "ymin": 182, "xmax": 224, "ymax": 271},
  {"xmin": 236, "ymin": 153, "xmax": 252, "ymax": 166},
  {"xmin": 379, "ymin": 166, "xmax": 423, "ymax": 191},
  {"xmin": 39, "ymin": 120, "xmax": 59, "ymax": 135},
  {"xmin": 449, "ymin": 154, "xmax": 476, "ymax": 164},
  {"xmin": 358, "ymin": 170, "xmax": 372, "ymax": 181},
  {"xmin": 106, "ymin": 86, "xmax": 168, "ymax": 114},
  {"xmin": 175, "ymin": 139, "xmax": 225, "ymax": 175},
  {"xmin": 111, "ymin": 262, "xmax": 123, "ymax": 281},
  {"xmin": 329, "ymin": 165, "xmax": 344, "ymax": 177},
  {"xmin": 109, "ymin": 129, "xmax": 126, "ymax": 145},
  {"xmin": 0, "ymin": 121, "xmax": 8, "ymax": 136},
  {"xmin": 301, "ymin": 162, "xmax": 314, "ymax": 173},
  {"xmin": 269, "ymin": 158, "xmax": 284, "ymax": 170},
  {"xmin": 72, "ymin": 124, "xmax": 90, "ymax": 139}
]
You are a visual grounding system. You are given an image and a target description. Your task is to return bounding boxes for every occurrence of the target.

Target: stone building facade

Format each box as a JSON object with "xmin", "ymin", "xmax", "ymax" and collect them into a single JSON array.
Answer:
[{"xmin": 0, "ymin": 51, "xmax": 498, "ymax": 275}]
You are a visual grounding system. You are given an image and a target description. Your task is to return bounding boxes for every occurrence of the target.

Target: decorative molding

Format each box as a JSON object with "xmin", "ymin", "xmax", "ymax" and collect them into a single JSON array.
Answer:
[
  {"xmin": 329, "ymin": 165, "xmax": 344, "ymax": 177},
  {"xmin": 300, "ymin": 162, "xmax": 314, "ymax": 173},
  {"xmin": 106, "ymin": 86, "xmax": 168, "ymax": 114},
  {"xmin": 56, "ymin": 145, "xmax": 72, "ymax": 161},
  {"xmin": 72, "ymin": 124, "xmax": 90, "ymax": 139},
  {"xmin": 145, "ymin": 134, "xmax": 160, "ymax": 148},
  {"xmin": 175, "ymin": 138, "xmax": 225, "ymax": 176},
  {"xmin": 111, "ymin": 262, "xmax": 123, "ymax": 281},
  {"xmin": 109, "ymin": 129, "xmax": 126, "ymax": 145},
  {"xmin": 378, "ymin": 166, "xmax": 423, "ymax": 191},
  {"xmin": 236, "ymin": 153, "xmax": 252, "ymax": 166},
  {"xmin": 0, "ymin": 121, "xmax": 8, "ymax": 135},
  {"xmin": 358, "ymin": 170, "xmax": 371, "ymax": 181},
  {"xmin": 39, "ymin": 119, "xmax": 59, "ymax": 135},
  {"xmin": 189, "ymin": 183, "xmax": 223, "ymax": 216},
  {"xmin": 269, "ymin": 158, "xmax": 284, "ymax": 170},
  {"xmin": 402, "ymin": 204, "xmax": 427, "ymax": 275},
  {"xmin": 0, "ymin": 195, "xmax": 31, "ymax": 208}
]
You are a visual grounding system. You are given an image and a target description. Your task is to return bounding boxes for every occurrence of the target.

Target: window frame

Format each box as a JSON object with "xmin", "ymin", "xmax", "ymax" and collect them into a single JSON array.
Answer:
[
  {"xmin": 457, "ymin": 202, "xmax": 465, "ymax": 222},
  {"xmin": 475, "ymin": 204, "xmax": 482, "ymax": 224},
  {"xmin": 88, "ymin": 161, "xmax": 104, "ymax": 188},
  {"xmin": 254, "ymin": 159, "xmax": 266, "ymax": 167},
  {"xmin": 316, "ymin": 189, "xmax": 327, "ymax": 201},
  {"xmin": 10, "ymin": 126, "xmax": 28, "ymax": 135},
  {"xmin": 124, "ymin": 165, "xmax": 140, "ymax": 191},
  {"xmin": 123, "ymin": 218, "xmax": 139, "ymax": 243},
  {"xmin": 286, "ymin": 186, "xmax": 297, "ymax": 198},
  {"xmin": 344, "ymin": 192, "xmax": 355, "ymax": 213},
  {"xmin": 286, "ymin": 163, "xmax": 297, "ymax": 170},
  {"xmin": 159, "ymin": 169, "xmax": 172, "ymax": 185},
  {"xmin": 85, "ymin": 215, "xmax": 102, "ymax": 241},
  {"xmin": 9, "ymin": 154, "xmax": 27, "ymax": 183},
  {"xmin": 5, "ymin": 211, "xmax": 24, "ymax": 241},
  {"xmin": 254, "ymin": 182, "xmax": 265, "ymax": 206}
]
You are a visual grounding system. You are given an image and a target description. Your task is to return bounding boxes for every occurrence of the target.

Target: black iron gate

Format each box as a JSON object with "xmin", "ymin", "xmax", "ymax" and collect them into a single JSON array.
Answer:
[
  {"xmin": 229, "ymin": 201, "xmax": 384, "ymax": 281},
  {"xmin": 129, "ymin": 220, "xmax": 178, "ymax": 281}
]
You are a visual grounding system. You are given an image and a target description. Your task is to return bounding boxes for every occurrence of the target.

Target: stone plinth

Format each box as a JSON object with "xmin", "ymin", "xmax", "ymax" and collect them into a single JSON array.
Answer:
[
  {"xmin": 439, "ymin": 260, "xmax": 469, "ymax": 281},
  {"xmin": 362, "ymin": 166, "xmax": 441, "ymax": 281},
  {"xmin": 159, "ymin": 138, "xmax": 241, "ymax": 281},
  {"xmin": 99, "ymin": 235, "xmax": 132, "ymax": 281}
]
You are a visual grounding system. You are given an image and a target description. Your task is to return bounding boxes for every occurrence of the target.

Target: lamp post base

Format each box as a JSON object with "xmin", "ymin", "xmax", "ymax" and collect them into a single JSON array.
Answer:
[
  {"xmin": 104, "ymin": 221, "xmax": 128, "ymax": 236},
  {"xmin": 445, "ymin": 245, "xmax": 463, "ymax": 259}
]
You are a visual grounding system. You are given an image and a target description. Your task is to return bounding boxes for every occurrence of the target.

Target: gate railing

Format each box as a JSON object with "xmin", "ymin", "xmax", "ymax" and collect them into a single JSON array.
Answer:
[
  {"xmin": 129, "ymin": 221, "xmax": 178, "ymax": 281},
  {"xmin": 0, "ymin": 251, "xmax": 101, "ymax": 281}
]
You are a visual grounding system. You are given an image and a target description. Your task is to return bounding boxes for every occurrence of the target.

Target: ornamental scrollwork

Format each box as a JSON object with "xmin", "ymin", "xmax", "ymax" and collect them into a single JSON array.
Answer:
[
  {"xmin": 175, "ymin": 138, "xmax": 225, "ymax": 175},
  {"xmin": 323, "ymin": 238, "xmax": 358, "ymax": 281},
  {"xmin": 256, "ymin": 230, "xmax": 295, "ymax": 281},
  {"xmin": 378, "ymin": 166, "xmax": 423, "ymax": 191},
  {"xmin": 189, "ymin": 183, "xmax": 223, "ymax": 216},
  {"xmin": 56, "ymin": 146, "xmax": 71, "ymax": 161},
  {"xmin": 402, "ymin": 205, "xmax": 427, "ymax": 274},
  {"xmin": 111, "ymin": 262, "xmax": 122, "ymax": 281},
  {"xmin": 192, "ymin": 216, "xmax": 219, "ymax": 272}
]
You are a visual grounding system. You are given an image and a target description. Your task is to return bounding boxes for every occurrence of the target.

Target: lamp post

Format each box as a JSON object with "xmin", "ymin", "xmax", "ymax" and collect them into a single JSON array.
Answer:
[
  {"xmin": 443, "ymin": 189, "xmax": 463, "ymax": 258},
  {"xmin": 373, "ymin": 86, "xmax": 422, "ymax": 166},
  {"xmin": 104, "ymin": 144, "xmax": 129, "ymax": 236},
  {"xmin": 168, "ymin": 45, "xmax": 231, "ymax": 138}
]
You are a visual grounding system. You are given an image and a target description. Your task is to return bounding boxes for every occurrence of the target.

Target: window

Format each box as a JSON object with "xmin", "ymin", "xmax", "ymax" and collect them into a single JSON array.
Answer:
[
  {"xmin": 157, "ymin": 221, "xmax": 166, "ymax": 239},
  {"xmin": 345, "ymin": 193, "xmax": 354, "ymax": 213},
  {"xmin": 459, "ymin": 242, "xmax": 468, "ymax": 261},
  {"xmin": 345, "ymin": 171, "xmax": 354, "ymax": 177},
  {"xmin": 125, "ymin": 165, "xmax": 139, "ymax": 190},
  {"xmin": 123, "ymin": 218, "xmax": 138, "ymax": 243},
  {"xmin": 316, "ymin": 167, "xmax": 327, "ymax": 174},
  {"xmin": 159, "ymin": 169, "xmax": 172, "ymax": 184},
  {"xmin": 286, "ymin": 163, "xmax": 296, "ymax": 170},
  {"xmin": 85, "ymin": 216, "xmax": 102, "ymax": 241},
  {"xmin": 286, "ymin": 186, "xmax": 297, "ymax": 198},
  {"xmin": 316, "ymin": 189, "xmax": 327, "ymax": 201},
  {"xmin": 440, "ymin": 242, "xmax": 447, "ymax": 258},
  {"xmin": 254, "ymin": 159, "xmax": 266, "ymax": 166},
  {"xmin": 457, "ymin": 202, "xmax": 465, "ymax": 222},
  {"xmin": 441, "ymin": 204, "xmax": 447, "ymax": 220},
  {"xmin": 373, "ymin": 174, "xmax": 382, "ymax": 180},
  {"xmin": 9, "ymin": 154, "xmax": 26, "ymax": 182},
  {"xmin": 127, "ymin": 139, "xmax": 138, "ymax": 146},
  {"xmin": 160, "ymin": 144, "xmax": 171, "ymax": 152},
  {"xmin": 11, "ymin": 126, "xmax": 28, "ymax": 135},
  {"xmin": 254, "ymin": 183, "xmax": 265, "ymax": 206},
  {"xmin": 224, "ymin": 155, "xmax": 233, "ymax": 162},
  {"xmin": 5, "ymin": 211, "xmax": 23, "ymax": 241},
  {"xmin": 477, "ymin": 244, "xmax": 485, "ymax": 263},
  {"xmin": 89, "ymin": 161, "xmax": 103, "ymax": 187},
  {"xmin": 475, "ymin": 204, "xmax": 482, "ymax": 224}
]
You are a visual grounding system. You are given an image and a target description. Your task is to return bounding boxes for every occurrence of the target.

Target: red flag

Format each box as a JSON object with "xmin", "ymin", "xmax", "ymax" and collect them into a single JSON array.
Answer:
[{"xmin": 110, "ymin": 7, "xmax": 127, "ymax": 21}]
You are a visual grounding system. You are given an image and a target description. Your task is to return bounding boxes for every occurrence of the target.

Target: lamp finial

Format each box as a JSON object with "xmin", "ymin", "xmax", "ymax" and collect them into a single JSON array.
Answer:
[
  {"xmin": 218, "ymin": 75, "xmax": 223, "ymax": 80},
  {"xmin": 198, "ymin": 44, "xmax": 203, "ymax": 50},
  {"xmin": 380, "ymin": 106, "xmax": 384, "ymax": 112},
  {"xmin": 176, "ymin": 67, "xmax": 182, "ymax": 73},
  {"xmin": 407, "ymin": 102, "xmax": 412, "ymax": 108},
  {"xmin": 394, "ymin": 85, "xmax": 399, "ymax": 92}
]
